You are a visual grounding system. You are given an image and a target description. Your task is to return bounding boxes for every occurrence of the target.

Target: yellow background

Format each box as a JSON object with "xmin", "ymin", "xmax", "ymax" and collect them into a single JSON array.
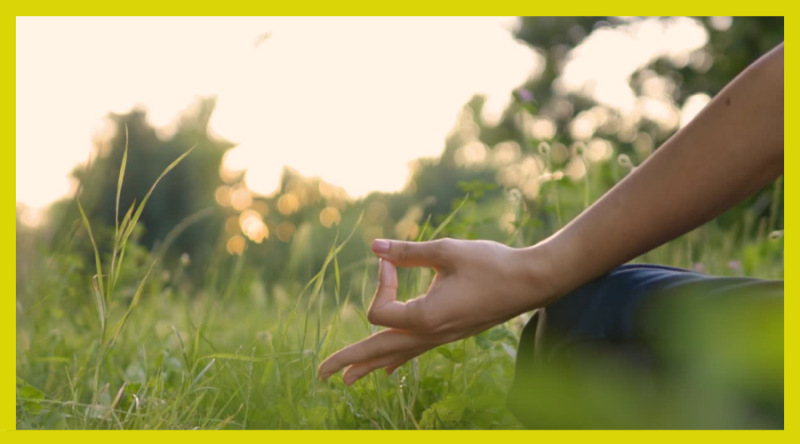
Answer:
[{"xmin": 8, "ymin": 3, "xmax": 791, "ymax": 437}]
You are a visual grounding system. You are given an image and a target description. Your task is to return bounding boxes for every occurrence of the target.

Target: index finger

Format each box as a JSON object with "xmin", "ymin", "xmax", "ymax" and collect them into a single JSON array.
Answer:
[
  {"xmin": 367, "ymin": 260, "xmax": 424, "ymax": 330},
  {"xmin": 318, "ymin": 329, "xmax": 423, "ymax": 381}
]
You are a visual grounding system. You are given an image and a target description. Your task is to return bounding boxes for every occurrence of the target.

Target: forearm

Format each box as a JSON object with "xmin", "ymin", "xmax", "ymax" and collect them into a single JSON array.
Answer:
[{"xmin": 527, "ymin": 43, "xmax": 784, "ymax": 299}]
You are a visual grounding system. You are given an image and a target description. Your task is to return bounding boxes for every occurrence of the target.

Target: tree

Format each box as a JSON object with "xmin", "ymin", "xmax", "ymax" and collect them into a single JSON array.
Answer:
[{"xmin": 73, "ymin": 98, "xmax": 233, "ymax": 277}]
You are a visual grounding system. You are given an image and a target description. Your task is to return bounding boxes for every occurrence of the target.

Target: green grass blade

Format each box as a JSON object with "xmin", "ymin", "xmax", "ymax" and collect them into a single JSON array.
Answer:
[
  {"xmin": 200, "ymin": 353, "xmax": 301, "ymax": 362},
  {"xmin": 417, "ymin": 214, "xmax": 432, "ymax": 241},
  {"xmin": 154, "ymin": 206, "xmax": 215, "ymax": 262},
  {"xmin": 112, "ymin": 200, "xmax": 136, "ymax": 289},
  {"xmin": 121, "ymin": 144, "xmax": 197, "ymax": 247},
  {"xmin": 77, "ymin": 200, "xmax": 104, "ymax": 303},
  {"xmin": 104, "ymin": 260, "xmax": 157, "ymax": 349},
  {"xmin": 91, "ymin": 275, "xmax": 106, "ymax": 334},
  {"xmin": 279, "ymin": 212, "xmax": 364, "ymax": 349},
  {"xmin": 117, "ymin": 200, "xmax": 135, "ymax": 244},
  {"xmin": 116, "ymin": 125, "xmax": 129, "ymax": 235},
  {"xmin": 334, "ymin": 254, "xmax": 341, "ymax": 306},
  {"xmin": 769, "ymin": 175, "xmax": 783, "ymax": 232},
  {"xmin": 114, "ymin": 145, "xmax": 195, "ymax": 290},
  {"xmin": 107, "ymin": 126, "xmax": 129, "ymax": 298},
  {"xmin": 191, "ymin": 358, "xmax": 216, "ymax": 387},
  {"xmin": 113, "ymin": 240, "xmax": 128, "ymax": 290},
  {"xmin": 428, "ymin": 194, "xmax": 469, "ymax": 240}
]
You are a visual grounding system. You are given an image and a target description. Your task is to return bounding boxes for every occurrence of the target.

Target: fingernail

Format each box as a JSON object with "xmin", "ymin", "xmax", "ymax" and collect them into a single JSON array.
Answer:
[
  {"xmin": 344, "ymin": 375, "xmax": 355, "ymax": 386},
  {"xmin": 372, "ymin": 239, "xmax": 390, "ymax": 254}
]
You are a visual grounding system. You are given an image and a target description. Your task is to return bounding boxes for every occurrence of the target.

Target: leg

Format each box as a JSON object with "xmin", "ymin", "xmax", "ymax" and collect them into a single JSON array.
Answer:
[{"xmin": 507, "ymin": 264, "xmax": 783, "ymax": 429}]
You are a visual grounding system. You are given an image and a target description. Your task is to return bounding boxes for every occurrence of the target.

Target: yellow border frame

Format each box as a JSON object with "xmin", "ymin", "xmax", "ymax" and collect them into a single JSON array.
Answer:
[{"xmin": 9, "ymin": 5, "xmax": 791, "ymax": 438}]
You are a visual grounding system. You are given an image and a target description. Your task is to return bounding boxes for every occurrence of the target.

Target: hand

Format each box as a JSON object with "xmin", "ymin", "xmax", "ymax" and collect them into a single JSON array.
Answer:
[{"xmin": 317, "ymin": 238, "xmax": 557, "ymax": 385}]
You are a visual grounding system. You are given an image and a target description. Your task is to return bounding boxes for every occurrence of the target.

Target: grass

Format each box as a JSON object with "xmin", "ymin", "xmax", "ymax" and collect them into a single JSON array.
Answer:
[{"xmin": 15, "ymin": 131, "xmax": 783, "ymax": 429}]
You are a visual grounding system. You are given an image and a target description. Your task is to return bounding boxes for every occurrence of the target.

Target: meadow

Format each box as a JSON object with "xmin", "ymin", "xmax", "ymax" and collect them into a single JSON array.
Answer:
[{"xmin": 16, "ymin": 133, "xmax": 784, "ymax": 429}]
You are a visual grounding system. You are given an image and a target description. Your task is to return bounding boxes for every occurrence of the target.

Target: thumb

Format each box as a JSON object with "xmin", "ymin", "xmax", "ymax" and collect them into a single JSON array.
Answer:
[{"xmin": 371, "ymin": 238, "xmax": 451, "ymax": 269}]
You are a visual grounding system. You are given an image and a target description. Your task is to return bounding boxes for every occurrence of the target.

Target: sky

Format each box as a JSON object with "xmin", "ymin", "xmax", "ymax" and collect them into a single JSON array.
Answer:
[
  {"xmin": 16, "ymin": 17, "xmax": 537, "ymax": 215},
  {"xmin": 16, "ymin": 16, "xmax": 714, "ymax": 226}
]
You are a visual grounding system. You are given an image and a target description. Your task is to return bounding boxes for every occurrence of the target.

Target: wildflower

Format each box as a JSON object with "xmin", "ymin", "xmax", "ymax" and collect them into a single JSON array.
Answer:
[
  {"xmin": 256, "ymin": 330, "xmax": 273, "ymax": 344},
  {"xmin": 515, "ymin": 89, "xmax": 534, "ymax": 103},
  {"xmin": 617, "ymin": 154, "xmax": 633, "ymax": 169},
  {"xmin": 538, "ymin": 142, "xmax": 550, "ymax": 156},
  {"xmin": 769, "ymin": 230, "xmax": 783, "ymax": 241}
]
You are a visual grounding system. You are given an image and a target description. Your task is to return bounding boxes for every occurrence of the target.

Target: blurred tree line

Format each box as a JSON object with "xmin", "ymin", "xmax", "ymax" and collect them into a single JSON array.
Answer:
[{"xmin": 28, "ymin": 16, "xmax": 783, "ymax": 292}]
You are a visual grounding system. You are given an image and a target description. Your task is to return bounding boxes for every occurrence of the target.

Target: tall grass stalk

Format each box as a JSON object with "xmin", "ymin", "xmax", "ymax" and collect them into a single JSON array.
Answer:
[{"xmin": 77, "ymin": 141, "xmax": 196, "ymax": 406}]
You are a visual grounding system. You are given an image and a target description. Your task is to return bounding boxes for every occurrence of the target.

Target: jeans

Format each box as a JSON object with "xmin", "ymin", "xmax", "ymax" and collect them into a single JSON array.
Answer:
[{"xmin": 507, "ymin": 264, "xmax": 784, "ymax": 429}]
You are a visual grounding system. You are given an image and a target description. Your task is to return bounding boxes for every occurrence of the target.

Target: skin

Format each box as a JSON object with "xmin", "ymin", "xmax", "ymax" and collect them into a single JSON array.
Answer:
[{"xmin": 318, "ymin": 43, "xmax": 784, "ymax": 386}]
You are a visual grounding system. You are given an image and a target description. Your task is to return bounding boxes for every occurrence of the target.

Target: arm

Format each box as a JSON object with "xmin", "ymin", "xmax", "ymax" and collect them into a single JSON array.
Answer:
[
  {"xmin": 534, "ymin": 42, "xmax": 784, "ymax": 298},
  {"xmin": 319, "ymin": 43, "xmax": 784, "ymax": 385}
]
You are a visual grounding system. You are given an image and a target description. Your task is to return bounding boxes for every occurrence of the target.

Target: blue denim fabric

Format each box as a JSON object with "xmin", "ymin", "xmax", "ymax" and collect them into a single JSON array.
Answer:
[{"xmin": 507, "ymin": 263, "xmax": 783, "ymax": 429}]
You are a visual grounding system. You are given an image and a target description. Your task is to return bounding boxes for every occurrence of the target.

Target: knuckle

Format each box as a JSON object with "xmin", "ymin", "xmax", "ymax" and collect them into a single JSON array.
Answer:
[
  {"xmin": 432, "ymin": 238, "xmax": 457, "ymax": 262},
  {"xmin": 398, "ymin": 243, "xmax": 410, "ymax": 262},
  {"xmin": 436, "ymin": 237, "xmax": 455, "ymax": 248}
]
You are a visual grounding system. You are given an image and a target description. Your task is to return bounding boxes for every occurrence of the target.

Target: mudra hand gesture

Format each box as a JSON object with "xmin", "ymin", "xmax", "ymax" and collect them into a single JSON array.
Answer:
[{"xmin": 318, "ymin": 238, "xmax": 556, "ymax": 385}]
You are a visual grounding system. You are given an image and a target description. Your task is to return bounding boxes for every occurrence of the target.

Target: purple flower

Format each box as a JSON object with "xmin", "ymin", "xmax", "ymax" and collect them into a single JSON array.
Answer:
[
  {"xmin": 516, "ymin": 89, "xmax": 534, "ymax": 103},
  {"xmin": 692, "ymin": 262, "xmax": 705, "ymax": 273},
  {"xmin": 728, "ymin": 260, "xmax": 742, "ymax": 272}
]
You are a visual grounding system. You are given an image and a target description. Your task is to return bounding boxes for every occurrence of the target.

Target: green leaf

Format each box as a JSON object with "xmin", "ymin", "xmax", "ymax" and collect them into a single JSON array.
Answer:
[
  {"xmin": 420, "ymin": 376, "xmax": 444, "ymax": 393},
  {"xmin": 19, "ymin": 384, "xmax": 45, "ymax": 401},
  {"xmin": 436, "ymin": 346, "xmax": 465, "ymax": 363},
  {"xmin": 475, "ymin": 334, "xmax": 493, "ymax": 350},
  {"xmin": 487, "ymin": 327, "xmax": 517, "ymax": 343},
  {"xmin": 419, "ymin": 394, "xmax": 467, "ymax": 429},
  {"xmin": 277, "ymin": 399, "xmax": 298, "ymax": 424},
  {"xmin": 435, "ymin": 347, "xmax": 453, "ymax": 361},
  {"xmin": 304, "ymin": 405, "xmax": 329, "ymax": 429},
  {"xmin": 19, "ymin": 384, "xmax": 45, "ymax": 415}
]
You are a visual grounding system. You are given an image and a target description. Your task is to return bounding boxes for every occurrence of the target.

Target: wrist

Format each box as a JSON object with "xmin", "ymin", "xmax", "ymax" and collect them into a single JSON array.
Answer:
[{"xmin": 514, "ymin": 241, "xmax": 564, "ymax": 309}]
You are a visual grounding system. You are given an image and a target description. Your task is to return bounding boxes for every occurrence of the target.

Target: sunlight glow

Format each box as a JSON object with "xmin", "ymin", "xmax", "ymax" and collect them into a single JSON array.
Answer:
[
  {"xmin": 557, "ymin": 17, "xmax": 708, "ymax": 115},
  {"xmin": 18, "ymin": 16, "xmax": 720, "ymax": 225},
  {"xmin": 16, "ymin": 17, "xmax": 540, "ymax": 219}
]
